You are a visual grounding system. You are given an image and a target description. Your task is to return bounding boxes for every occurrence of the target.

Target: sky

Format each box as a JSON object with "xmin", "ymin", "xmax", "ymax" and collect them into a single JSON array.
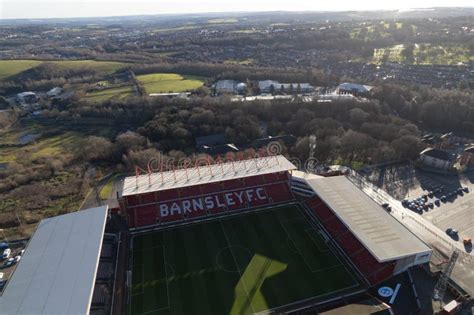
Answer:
[{"xmin": 1, "ymin": 0, "xmax": 473, "ymax": 20}]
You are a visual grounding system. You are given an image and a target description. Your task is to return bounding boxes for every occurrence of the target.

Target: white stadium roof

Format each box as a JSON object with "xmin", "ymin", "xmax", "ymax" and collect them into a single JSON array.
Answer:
[
  {"xmin": 0, "ymin": 206, "xmax": 108, "ymax": 315},
  {"xmin": 121, "ymin": 155, "xmax": 296, "ymax": 197},
  {"xmin": 306, "ymin": 176, "xmax": 431, "ymax": 262}
]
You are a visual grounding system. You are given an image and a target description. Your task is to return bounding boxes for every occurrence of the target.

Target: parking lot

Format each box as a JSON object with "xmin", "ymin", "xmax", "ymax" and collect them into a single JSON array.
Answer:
[
  {"xmin": 362, "ymin": 163, "xmax": 474, "ymax": 250},
  {"xmin": 423, "ymin": 186, "xmax": 474, "ymax": 247}
]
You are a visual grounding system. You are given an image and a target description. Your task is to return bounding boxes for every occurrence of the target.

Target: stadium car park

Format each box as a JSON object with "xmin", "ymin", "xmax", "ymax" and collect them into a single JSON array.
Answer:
[{"xmin": 363, "ymin": 163, "xmax": 474, "ymax": 251}]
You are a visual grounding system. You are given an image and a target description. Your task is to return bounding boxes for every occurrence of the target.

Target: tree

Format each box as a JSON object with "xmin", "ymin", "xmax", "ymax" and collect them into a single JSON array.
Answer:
[
  {"xmin": 391, "ymin": 135, "xmax": 421, "ymax": 160},
  {"xmin": 82, "ymin": 136, "xmax": 114, "ymax": 162},
  {"xmin": 115, "ymin": 131, "xmax": 147, "ymax": 156},
  {"xmin": 349, "ymin": 108, "xmax": 370, "ymax": 127}
]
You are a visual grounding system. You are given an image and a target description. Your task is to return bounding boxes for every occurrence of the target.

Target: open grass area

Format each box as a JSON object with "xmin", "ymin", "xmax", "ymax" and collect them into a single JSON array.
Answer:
[
  {"xmin": 0, "ymin": 59, "xmax": 127, "ymax": 80},
  {"xmin": 373, "ymin": 44, "xmax": 406, "ymax": 63},
  {"xmin": 0, "ymin": 126, "xmax": 83, "ymax": 162},
  {"xmin": 373, "ymin": 44, "xmax": 472, "ymax": 65},
  {"xmin": 85, "ymin": 85, "xmax": 134, "ymax": 102},
  {"xmin": 100, "ymin": 174, "xmax": 120, "ymax": 200},
  {"xmin": 129, "ymin": 205, "xmax": 361, "ymax": 315},
  {"xmin": 224, "ymin": 59, "xmax": 254, "ymax": 65},
  {"xmin": 51, "ymin": 60, "xmax": 126, "ymax": 74},
  {"xmin": 136, "ymin": 73, "xmax": 205, "ymax": 94},
  {"xmin": 208, "ymin": 18, "xmax": 238, "ymax": 24},
  {"xmin": 0, "ymin": 60, "xmax": 42, "ymax": 80}
]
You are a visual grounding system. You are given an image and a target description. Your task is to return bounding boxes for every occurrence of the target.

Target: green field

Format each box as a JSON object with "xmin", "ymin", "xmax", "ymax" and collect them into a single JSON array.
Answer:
[
  {"xmin": 136, "ymin": 73, "xmax": 204, "ymax": 94},
  {"xmin": 0, "ymin": 60, "xmax": 42, "ymax": 80},
  {"xmin": 129, "ymin": 205, "xmax": 360, "ymax": 315},
  {"xmin": 0, "ymin": 59, "xmax": 127, "ymax": 80},
  {"xmin": 85, "ymin": 85, "xmax": 134, "ymax": 102},
  {"xmin": 373, "ymin": 44, "xmax": 473, "ymax": 65}
]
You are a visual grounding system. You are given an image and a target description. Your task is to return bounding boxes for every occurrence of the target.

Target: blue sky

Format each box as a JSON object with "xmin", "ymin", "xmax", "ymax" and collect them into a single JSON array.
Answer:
[{"xmin": 1, "ymin": 0, "xmax": 473, "ymax": 19}]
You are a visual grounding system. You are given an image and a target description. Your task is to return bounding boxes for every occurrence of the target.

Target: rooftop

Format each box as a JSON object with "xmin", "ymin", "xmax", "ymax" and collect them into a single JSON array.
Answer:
[
  {"xmin": 121, "ymin": 155, "xmax": 296, "ymax": 197},
  {"xmin": 215, "ymin": 80, "xmax": 237, "ymax": 91},
  {"xmin": 0, "ymin": 206, "xmax": 108, "ymax": 314},
  {"xmin": 306, "ymin": 176, "xmax": 431, "ymax": 262},
  {"xmin": 337, "ymin": 82, "xmax": 373, "ymax": 93},
  {"xmin": 420, "ymin": 148, "xmax": 451, "ymax": 161},
  {"xmin": 464, "ymin": 145, "xmax": 474, "ymax": 153}
]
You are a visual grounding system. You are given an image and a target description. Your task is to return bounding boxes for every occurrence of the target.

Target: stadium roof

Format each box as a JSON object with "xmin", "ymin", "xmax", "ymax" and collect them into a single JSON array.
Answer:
[
  {"xmin": 121, "ymin": 155, "xmax": 296, "ymax": 197},
  {"xmin": 0, "ymin": 206, "xmax": 108, "ymax": 315},
  {"xmin": 306, "ymin": 176, "xmax": 431, "ymax": 262},
  {"xmin": 420, "ymin": 148, "xmax": 452, "ymax": 161}
]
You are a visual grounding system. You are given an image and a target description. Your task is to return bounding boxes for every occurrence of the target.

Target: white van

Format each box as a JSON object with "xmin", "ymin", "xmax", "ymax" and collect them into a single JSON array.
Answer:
[{"xmin": 2, "ymin": 248, "xmax": 11, "ymax": 259}]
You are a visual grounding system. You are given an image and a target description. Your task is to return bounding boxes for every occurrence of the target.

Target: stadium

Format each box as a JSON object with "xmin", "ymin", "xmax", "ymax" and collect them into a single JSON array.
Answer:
[{"xmin": 0, "ymin": 154, "xmax": 432, "ymax": 314}]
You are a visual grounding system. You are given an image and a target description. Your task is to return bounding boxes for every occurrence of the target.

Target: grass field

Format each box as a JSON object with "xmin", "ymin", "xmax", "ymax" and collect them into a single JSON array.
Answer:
[
  {"xmin": 85, "ymin": 85, "xmax": 134, "ymax": 102},
  {"xmin": 136, "ymin": 73, "xmax": 205, "ymax": 94},
  {"xmin": 373, "ymin": 44, "xmax": 473, "ymax": 65},
  {"xmin": 129, "ymin": 205, "xmax": 361, "ymax": 315},
  {"xmin": 0, "ymin": 126, "xmax": 83, "ymax": 163},
  {"xmin": 0, "ymin": 59, "xmax": 126, "ymax": 80}
]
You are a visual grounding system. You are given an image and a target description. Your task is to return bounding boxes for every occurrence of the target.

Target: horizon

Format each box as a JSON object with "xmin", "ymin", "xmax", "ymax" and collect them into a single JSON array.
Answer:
[{"xmin": 1, "ymin": 1, "xmax": 474, "ymax": 20}]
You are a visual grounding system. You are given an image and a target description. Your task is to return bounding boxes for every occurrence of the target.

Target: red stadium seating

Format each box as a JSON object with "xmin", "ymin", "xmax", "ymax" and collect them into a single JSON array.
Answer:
[
  {"xmin": 140, "ymin": 192, "xmax": 158, "ymax": 204},
  {"xmin": 126, "ymin": 173, "xmax": 295, "ymax": 228},
  {"xmin": 267, "ymin": 183, "xmax": 293, "ymax": 203},
  {"xmin": 133, "ymin": 205, "xmax": 157, "ymax": 227},
  {"xmin": 222, "ymin": 179, "xmax": 245, "ymax": 190},
  {"xmin": 304, "ymin": 196, "xmax": 395, "ymax": 285},
  {"xmin": 158, "ymin": 189, "xmax": 179, "ymax": 201},
  {"xmin": 200, "ymin": 182, "xmax": 223, "ymax": 194},
  {"xmin": 125, "ymin": 194, "xmax": 140, "ymax": 207},
  {"xmin": 263, "ymin": 172, "xmax": 289, "ymax": 183},
  {"xmin": 179, "ymin": 186, "xmax": 201, "ymax": 199},
  {"xmin": 243, "ymin": 175, "xmax": 265, "ymax": 187}
]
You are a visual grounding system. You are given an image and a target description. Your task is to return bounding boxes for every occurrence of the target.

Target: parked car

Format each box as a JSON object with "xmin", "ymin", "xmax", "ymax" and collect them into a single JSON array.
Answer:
[
  {"xmin": 0, "ymin": 280, "xmax": 6, "ymax": 290},
  {"xmin": 2, "ymin": 248, "xmax": 11, "ymax": 260},
  {"xmin": 3, "ymin": 258, "xmax": 14, "ymax": 268},
  {"xmin": 382, "ymin": 203, "xmax": 390, "ymax": 208},
  {"xmin": 14, "ymin": 255, "xmax": 21, "ymax": 263},
  {"xmin": 0, "ymin": 272, "xmax": 3, "ymax": 279},
  {"xmin": 446, "ymin": 228, "xmax": 459, "ymax": 239},
  {"xmin": 0, "ymin": 243, "xmax": 8, "ymax": 251}
]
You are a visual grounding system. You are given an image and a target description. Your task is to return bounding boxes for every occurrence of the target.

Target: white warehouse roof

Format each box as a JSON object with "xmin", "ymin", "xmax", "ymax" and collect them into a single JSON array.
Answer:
[
  {"xmin": 121, "ymin": 155, "xmax": 296, "ymax": 197},
  {"xmin": 0, "ymin": 206, "xmax": 108, "ymax": 315},
  {"xmin": 306, "ymin": 176, "xmax": 431, "ymax": 262}
]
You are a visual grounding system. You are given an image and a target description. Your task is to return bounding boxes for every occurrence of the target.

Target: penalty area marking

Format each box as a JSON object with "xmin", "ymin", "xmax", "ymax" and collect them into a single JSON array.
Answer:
[
  {"xmin": 304, "ymin": 228, "xmax": 331, "ymax": 253},
  {"xmin": 279, "ymin": 218, "xmax": 344, "ymax": 274},
  {"xmin": 131, "ymin": 264, "xmax": 145, "ymax": 297},
  {"xmin": 130, "ymin": 246, "xmax": 171, "ymax": 314}
]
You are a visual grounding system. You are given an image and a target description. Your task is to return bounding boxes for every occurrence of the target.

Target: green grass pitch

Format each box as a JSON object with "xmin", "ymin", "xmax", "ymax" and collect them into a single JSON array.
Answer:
[{"xmin": 129, "ymin": 204, "xmax": 362, "ymax": 315}]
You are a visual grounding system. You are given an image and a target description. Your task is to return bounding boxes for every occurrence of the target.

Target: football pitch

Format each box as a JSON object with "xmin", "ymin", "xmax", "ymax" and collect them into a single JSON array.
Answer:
[{"xmin": 129, "ymin": 204, "xmax": 363, "ymax": 315}]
